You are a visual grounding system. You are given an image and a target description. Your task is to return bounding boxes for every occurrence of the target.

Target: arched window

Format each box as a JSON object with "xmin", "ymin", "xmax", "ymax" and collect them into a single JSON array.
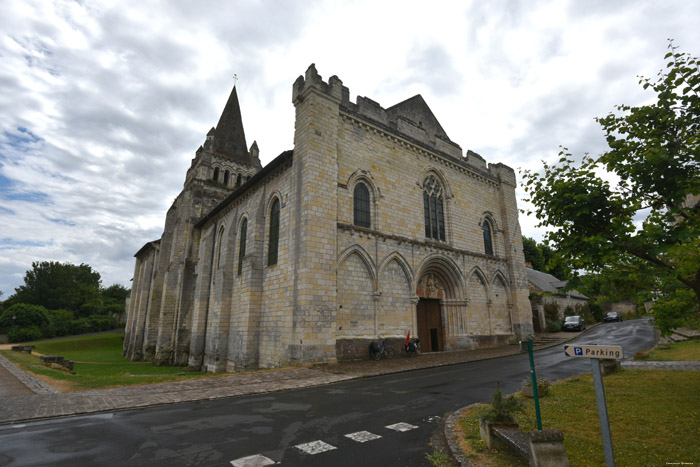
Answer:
[
  {"xmin": 216, "ymin": 225, "xmax": 225, "ymax": 268},
  {"xmin": 238, "ymin": 218, "xmax": 247, "ymax": 275},
  {"xmin": 223, "ymin": 170, "xmax": 230, "ymax": 186},
  {"xmin": 236, "ymin": 173, "xmax": 242, "ymax": 187},
  {"xmin": 353, "ymin": 183, "xmax": 371, "ymax": 228},
  {"xmin": 267, "ymin": 198, "xmax": 280, "ymax": 266},
  {"xmin": 213, "ymin": 167, "xmax": 220, "ymax": 182},
  {"xmin": 423, "ymin": 175, "xmax": 445, "ymax": 241},
  {"xmin": 483, "ymin": 220, "xmax": 494, "ymax": 256}
]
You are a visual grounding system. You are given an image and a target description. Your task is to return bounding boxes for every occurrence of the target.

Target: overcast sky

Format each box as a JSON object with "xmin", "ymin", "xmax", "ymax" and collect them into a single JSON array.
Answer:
[{"xmin": 0, "ymin": 0, "xmax": 698, "ymax": 296}]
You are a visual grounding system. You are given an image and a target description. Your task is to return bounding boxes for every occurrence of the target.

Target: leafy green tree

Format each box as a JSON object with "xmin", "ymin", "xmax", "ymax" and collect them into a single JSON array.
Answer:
[
  {"xmin": 522, "ymin": 42, "xmax": 700, "ymax": 334},
  {"xmin": 522, "ymin": 236, "xmax": 571, "ymax": 280},
  {"xmin": 10, "ymin": 261, "xmax": 102, "ymax": 314},
  {"xmin": 522, "ymin": 236, "xmax": 545, "ymax": 270},
  {"xmin": 100, "ymin": 284, "xmax": 130, "ymax": 315}
]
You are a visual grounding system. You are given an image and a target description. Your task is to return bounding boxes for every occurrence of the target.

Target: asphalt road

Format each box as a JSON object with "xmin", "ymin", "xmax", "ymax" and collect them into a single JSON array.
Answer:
[{"xmin": 0, "ymin": 319, "xmax": 655, "ymax": 467}]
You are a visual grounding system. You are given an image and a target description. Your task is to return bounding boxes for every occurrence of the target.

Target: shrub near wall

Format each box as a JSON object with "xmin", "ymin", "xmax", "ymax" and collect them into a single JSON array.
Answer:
[{"xmin": 544, "ymin": 303, "xmax": 562, "ymax": 332}]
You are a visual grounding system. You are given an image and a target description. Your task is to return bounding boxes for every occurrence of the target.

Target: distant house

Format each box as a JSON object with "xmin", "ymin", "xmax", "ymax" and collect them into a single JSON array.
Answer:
[{"xmin": 526, "ymin": 267, "xmax": 588, "ymax": 332}]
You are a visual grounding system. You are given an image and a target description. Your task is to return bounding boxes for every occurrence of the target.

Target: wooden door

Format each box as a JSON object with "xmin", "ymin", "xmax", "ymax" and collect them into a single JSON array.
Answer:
[{"xmin": 417, "ymin": 299, "xmax": 444, "ymax": 352}]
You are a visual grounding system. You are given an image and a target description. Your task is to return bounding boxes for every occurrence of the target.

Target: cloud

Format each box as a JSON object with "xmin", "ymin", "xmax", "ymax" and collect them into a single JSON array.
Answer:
[{"xmin": 0, "ymin": 0, "xmax": 699, "ymax": 296}]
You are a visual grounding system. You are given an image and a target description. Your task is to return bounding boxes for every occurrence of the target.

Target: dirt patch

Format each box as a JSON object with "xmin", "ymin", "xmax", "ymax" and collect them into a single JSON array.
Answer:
[{"xmin": 32, "ymin": 373, "xmax": 74, "ymax": 392}]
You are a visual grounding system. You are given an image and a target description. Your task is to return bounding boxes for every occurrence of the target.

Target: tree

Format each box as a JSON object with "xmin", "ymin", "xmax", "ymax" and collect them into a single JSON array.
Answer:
[
  {"xmin": 522, "ymin": 236, "xmax": 571, "ymax": 280},
  {"xmin": 522, "ymin": 42, "xmax": 700, "ymax": 334},
  {"xmin": 100, "ymin": 284, "xmax": 130, "ymax": 315},
  {"xmin": 10, "ymin": 261, "xmax": 103, "ymax": 314},
  {"xmin": 522, "ymin": 236, "xmax": 545, "ymax": 270}
]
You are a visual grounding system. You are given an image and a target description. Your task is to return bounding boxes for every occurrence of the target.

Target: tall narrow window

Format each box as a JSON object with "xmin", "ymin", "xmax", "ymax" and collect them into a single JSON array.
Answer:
[
  {"xmin": 223, "ymin": 170, "xmax": 230, "ymax": 186},
  {"xmin": 353, "ymin": 183, "xmax": 371, "ymax": 228},
  {"xmin": 483, "ymin": 220, "xmax": 494, "ymax": 256},
  {"xmin": 216, "ymin": 226, "xmax": 225, "ymax": 268},
  {"xmin": 238, "ymin": 218, "xmax": 247, "ymax": 275},
  {"xmin": 213, "ymin": 167, "xmax": 220, "ymax": 182},
  {"xmin": 267, "ymin": 198, "xmax": 280, "ymax": 266},
  {"xmin": 423, "ymin": 175, "xmax": 445, "ymax": 241},
  {"xmin": 236, "ymin": 173, "xmax": 242, "ymax": 187}
]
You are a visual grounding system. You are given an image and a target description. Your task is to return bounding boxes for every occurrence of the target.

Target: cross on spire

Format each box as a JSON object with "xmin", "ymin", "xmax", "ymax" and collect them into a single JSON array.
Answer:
[{"xmin": 233, "ymin": 74, "xmax": 238, "ymax": 86}]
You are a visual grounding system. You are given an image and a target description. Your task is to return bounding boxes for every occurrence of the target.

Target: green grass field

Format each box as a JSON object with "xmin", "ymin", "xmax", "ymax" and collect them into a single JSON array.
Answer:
[
  {"xmin": 457, "ymin": 338, "xmax": 700, "ymax": 466},
  {"xmin": 648, "ymin": 339, "xmax": 700, "ymax": 361},
  {"xmin": 0, "ymin": 333, "xmax": 210, "ymax": 390},
  {"xmin": 31, "ymin": 333, "xmax": 126, "ymax": 362}
]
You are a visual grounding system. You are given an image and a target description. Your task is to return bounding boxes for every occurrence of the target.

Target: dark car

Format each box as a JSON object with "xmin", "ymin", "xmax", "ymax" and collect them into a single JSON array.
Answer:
[
  {"xmin": 562, "ymin": 315, "xmax": 586, "ymax": 332},
  {"xmin": 603, "ymin": 311, "xmax": 623, "ymax": 322}
]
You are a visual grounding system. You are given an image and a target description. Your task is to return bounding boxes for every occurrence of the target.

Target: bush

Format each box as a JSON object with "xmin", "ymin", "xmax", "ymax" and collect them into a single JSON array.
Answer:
[
  {"xmin": 480, "ymin": 382, "xmax": 523, "ymax": 424},
  {"xmin": 588, "ymin": 302, "xmax": 604, "ymax": 322},
  {"xmin": 577, "ymin": 303, "xmax": 597, "ymax": 324},
  {"xmin": 48, "ymin": 309, "xmax": 75, "ymax": 337},
  {"xmin": 564, "ymin": 305, "xmax": 576, "ymax": 317},
  {"xmin": 70, "ymin": 318, "xmax": 91, "ymax": 335},
  {"xmin": 0, "ymin": 303, "xmax": 50, "ymax": 332},
  {"xmin": 546, "ymin": 319, "xmax": 562, "ymax": 333},
  {"xmin": 544, "ymin": 303, "xmax": 560, "ymax": 321},
  {"xmin": 8, "ymin": 325, "xmax": 42, "ymax": 343},
  {"xmin": 87, "ymin": 315, "xmax": 118, "ymax": 332}
]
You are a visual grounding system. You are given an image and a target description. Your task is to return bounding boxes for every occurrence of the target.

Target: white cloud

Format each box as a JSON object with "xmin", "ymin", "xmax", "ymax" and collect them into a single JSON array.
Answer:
[{"xmin": 0, "ymin": 0, "xmax": 699, "ymax": 295}]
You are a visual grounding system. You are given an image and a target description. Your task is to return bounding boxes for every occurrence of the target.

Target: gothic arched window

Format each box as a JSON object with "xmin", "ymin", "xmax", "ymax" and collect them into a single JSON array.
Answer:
[
  {"xmin": 223, "ymin": 170, "xmax": 230, "ymax": 186},
  {"xmin": 213, "ymin": 167, "xmax": 220, "ymax": 182},
  {"xmin": 423, "ymin": 175, "xmax": 445, "ymax": 241},
  {"xmin": 236, "ymin": 173, "xmax": 242, "ymax": 187},
  {"xmin": 238, "ymin": 218, "xmax": 247, "ymax": 275},
  {"xmin": 483, "ymin": 220, "xmax": 494, "ymax": 256},
  {"xmin": 353, "ymin": 183, "xmax": 371, "ymax": 228},
  {"xmin": 267, "ymin": 198, "xmax": 280, "ymax": 266}
]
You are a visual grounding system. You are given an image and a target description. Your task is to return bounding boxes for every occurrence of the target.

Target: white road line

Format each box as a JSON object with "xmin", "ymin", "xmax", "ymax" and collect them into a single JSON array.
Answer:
[
  {"xmin": 385, "ymin": 422, "xmax": 419, "ymax": 432},
  {"xmin": 294, "ymin": 440, "xmax": 337, "ymax": 455},
  {"xmin": 230, "ymin": 454, "xmax": 276, "ymax": 467},
  {"xmin": 344, "ymin": 430, "xmax": 382, "ymax": 443}
]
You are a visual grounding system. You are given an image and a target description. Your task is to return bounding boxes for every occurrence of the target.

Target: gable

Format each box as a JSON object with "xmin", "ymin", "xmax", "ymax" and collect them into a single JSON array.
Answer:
[{"xmin": 386, "ymin": 95, "xmax": 450, "ymax": 142}]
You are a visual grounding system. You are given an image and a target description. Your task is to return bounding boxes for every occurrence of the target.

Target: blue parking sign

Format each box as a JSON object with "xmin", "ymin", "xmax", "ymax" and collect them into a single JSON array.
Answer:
[{"xmin": 574, "ymin": 347, "xmax": 583, "ymax": 356}]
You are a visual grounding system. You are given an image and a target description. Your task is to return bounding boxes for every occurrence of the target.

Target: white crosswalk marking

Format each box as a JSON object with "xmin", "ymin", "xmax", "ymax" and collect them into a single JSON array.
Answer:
[
  {"xmin": 294, "ymin": 440, "xmax": 337, "ymax": 455},
  {"xmin": 344, "ymin": 430, "xmax": 382, "ymax": 443},
  {"xmin": 385, "ymin": 422, "xmax": 419, "ymax": 432},
  {"xmin": 230, "ymin": 454, "xmax": 276, "ymax": 467}
]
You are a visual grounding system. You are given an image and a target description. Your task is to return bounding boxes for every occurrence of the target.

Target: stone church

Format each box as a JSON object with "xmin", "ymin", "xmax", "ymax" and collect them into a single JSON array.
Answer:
[{"xmin": 123, "ymin": 64, "xmax": 534, "ymax": 372}]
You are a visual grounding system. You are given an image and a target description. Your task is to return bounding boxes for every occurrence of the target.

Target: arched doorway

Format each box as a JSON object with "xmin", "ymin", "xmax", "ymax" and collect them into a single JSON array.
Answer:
[
  {"xmin": 415, "ymin": 258, "xmax": 462, "ymax": 352},
  {"xmin": 417, "ymin": 298, "xmax": 443, "ymax": 352}
]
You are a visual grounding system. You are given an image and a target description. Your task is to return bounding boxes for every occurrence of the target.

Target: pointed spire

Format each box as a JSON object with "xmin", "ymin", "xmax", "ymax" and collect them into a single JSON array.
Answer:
[{"xmin": 212, "ymin": 85, "xmax": 249, "ymax": 163}]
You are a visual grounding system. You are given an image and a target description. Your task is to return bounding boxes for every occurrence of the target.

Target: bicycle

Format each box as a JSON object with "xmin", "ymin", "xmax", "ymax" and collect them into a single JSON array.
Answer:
[
  {"xmin": 404, "ymin": 337, "xmax": 421, "ymax": 357},
  {"xmin": 369, "ymin": 338, "xmax": 395, "ymax": 360}
]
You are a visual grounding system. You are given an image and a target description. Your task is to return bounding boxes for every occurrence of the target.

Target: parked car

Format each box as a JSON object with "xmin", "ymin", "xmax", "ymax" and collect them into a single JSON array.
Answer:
[
  {"xmin": 603, "ymin": 311, "xmax": 623, "ymax": 322},
  {"xmin": 562, "ymin": 315, "xmax": 586, "ymax": 332}
]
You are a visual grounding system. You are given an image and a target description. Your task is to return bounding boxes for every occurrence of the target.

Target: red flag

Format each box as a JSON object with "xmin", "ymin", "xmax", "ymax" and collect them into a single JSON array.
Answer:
[{"xmin": 405, "ymin": 329, "xmax": 410, "ymax": 346}]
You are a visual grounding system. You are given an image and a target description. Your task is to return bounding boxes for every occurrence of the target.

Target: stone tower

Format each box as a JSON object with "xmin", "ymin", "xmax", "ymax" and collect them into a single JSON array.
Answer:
[{"xmin": 124, "ymin": 85, "xmax": 262, "ymax": 365}]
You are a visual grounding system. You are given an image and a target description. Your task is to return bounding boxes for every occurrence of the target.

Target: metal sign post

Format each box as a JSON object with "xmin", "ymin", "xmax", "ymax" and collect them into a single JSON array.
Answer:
[
  {"xmin": 564, "ymin": 344, "xmax": 623, "ymax": 467},
  {"xmin": 520, "ymin": 338, "xmax": 542, "ymax": 430}
]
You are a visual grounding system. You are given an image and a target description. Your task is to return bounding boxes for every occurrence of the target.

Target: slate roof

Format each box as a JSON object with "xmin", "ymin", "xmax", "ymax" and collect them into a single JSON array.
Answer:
[
  {"xmin": 526, "ymin": 268, "xmax": 588, "ymax": 300},
  {"xmin": 212, "ymin": 86, "xmax": 251, "ymax": 164}
]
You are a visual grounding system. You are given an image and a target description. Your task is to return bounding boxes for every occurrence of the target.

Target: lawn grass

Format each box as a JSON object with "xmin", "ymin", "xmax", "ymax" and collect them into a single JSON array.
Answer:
[
  {"xmin": 649, "ymin": 339, "xmax": 700, "ymax": 361},
  {"xmin": 31, "ymin": 333, "xmax": 126, "ymax": 362},
  {"xmin": 458, "ymin": 371, "xmax": 700, "ymax": 465},
  {"xmin": 0, "ymin": 349, "xmax": 208, "ymax": 390},
  {"xmin": 0, "ymin": 333, "xmax": 212, "ymax": 390}
]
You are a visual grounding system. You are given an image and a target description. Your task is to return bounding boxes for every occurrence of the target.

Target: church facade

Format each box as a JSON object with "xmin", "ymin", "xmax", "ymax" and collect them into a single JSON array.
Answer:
[{"xmin": 123, "ymin": 65, "xmax": 534, "ymax": 372}]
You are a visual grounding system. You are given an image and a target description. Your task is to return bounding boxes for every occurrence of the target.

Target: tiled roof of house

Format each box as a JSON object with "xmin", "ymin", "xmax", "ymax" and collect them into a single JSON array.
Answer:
[{"xmin": 526, "ymin": 268, "xmax": 588, "ymax": 300}]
